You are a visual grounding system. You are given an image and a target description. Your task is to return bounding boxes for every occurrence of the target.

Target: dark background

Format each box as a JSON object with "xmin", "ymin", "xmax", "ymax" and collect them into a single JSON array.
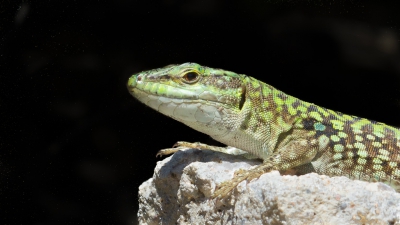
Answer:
[{"xmin": 2, "ymin": 0, "xmax": 400, "ymax": 224}]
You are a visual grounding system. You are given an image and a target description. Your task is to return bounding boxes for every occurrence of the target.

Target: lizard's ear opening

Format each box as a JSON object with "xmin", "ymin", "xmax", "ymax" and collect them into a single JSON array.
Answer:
[{"xmin": 239, "ymin": 85, "xmax": 246, "ymax": 110}]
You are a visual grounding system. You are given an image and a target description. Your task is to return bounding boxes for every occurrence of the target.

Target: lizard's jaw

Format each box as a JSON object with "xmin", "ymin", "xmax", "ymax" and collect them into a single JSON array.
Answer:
[
  {"xmin": 129, "ymin": 87, "xmax": 238, "ymax": 137},
  {"xmin": 128, "ymin": 77, "xmax": 238, "ymax": 137}
]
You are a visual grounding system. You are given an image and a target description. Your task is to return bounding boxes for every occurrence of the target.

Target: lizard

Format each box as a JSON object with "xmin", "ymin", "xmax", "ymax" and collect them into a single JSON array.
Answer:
[{"xmin": 127, "ymin": 62, "xmax": 400, "ymax": 198}]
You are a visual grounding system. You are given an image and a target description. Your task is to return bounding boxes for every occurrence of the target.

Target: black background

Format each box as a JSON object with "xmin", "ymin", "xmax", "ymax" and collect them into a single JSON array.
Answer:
[{"xmin": 2, "ymin": 0, "xmax": 400, "ymax": 224}]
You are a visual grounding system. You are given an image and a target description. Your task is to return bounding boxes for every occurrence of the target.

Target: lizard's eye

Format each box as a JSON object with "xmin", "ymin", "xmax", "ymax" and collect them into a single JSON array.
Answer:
[{"xmin": 182, "ymin": 71, "xmax": 200, "ymax": 84}]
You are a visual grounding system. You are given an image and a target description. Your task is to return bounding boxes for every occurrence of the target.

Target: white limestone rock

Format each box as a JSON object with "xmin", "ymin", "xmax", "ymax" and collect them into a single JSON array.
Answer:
[{"xmin": 138, "ymin": 149, "xmax": 400, "ymax": 225}]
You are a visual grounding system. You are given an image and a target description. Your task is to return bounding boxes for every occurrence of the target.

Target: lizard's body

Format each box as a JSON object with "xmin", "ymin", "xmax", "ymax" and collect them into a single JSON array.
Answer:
[{"xmin": 127, "ymin": 63, "xmax": 400, "ymax": 197}]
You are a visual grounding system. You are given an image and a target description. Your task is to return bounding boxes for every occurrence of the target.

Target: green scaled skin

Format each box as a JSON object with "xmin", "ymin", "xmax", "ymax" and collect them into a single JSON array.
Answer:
[{"xmin": 127, "ymin": 63, "xmax": 400, "ymax": 198}]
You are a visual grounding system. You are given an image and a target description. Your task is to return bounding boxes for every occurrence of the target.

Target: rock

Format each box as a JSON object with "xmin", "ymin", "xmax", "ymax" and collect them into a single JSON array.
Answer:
[{"xmin": 137, "ymin": 149, "xmax": 400, "ymax": 225}]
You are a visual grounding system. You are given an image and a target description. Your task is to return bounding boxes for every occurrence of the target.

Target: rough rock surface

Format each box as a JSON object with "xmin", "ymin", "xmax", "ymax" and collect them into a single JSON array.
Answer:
[{"xmin": 138, "ymin": 149, "xmax": 400, "ymax": 225}]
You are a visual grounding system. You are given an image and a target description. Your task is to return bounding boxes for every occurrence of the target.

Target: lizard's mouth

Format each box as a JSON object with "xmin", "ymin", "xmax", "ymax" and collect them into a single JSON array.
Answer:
[
  {"xmin": 127, "ymin": 75, "xmax": 200, "ymax": 100},
  {"xmin": 129, "ymin": 87, "xmax": 226, "ymax": 110},
  {"xmin": 127, "ymin": 74, "xmax": 245, "ymax": 108}
]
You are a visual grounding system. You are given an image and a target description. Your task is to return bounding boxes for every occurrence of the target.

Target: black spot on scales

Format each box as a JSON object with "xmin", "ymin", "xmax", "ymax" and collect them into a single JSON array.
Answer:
[
  {"xmin": 325, "ymin": 114, "xmax": 338, "ymax": 121},
  {"xmin": 303, "ymin": 118, "xmax": 315, "ymax": 130},
  {"xmin": 384, "ymin": 127, "xmax": 396, "ymax": 139},
  {"xmin": 380, "ymin": 160, "xmax": 389, "ymax": 167},
  {"xmin": 292, "ymin": 101, "xmax": 300, "ymax": 108},
  {"xmin": 277, "ymin": 92, "xmax": 287, "ymax": 100},
  {"xmin": 307, "ymin": 105, "xmax": 319, "ymax": 113}
]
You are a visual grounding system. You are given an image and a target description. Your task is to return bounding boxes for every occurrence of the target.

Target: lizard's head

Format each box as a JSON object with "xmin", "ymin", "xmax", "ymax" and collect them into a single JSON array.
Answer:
[{"xmin": 127, "ymin": 63, "xmax": 246, "ymax": 136}]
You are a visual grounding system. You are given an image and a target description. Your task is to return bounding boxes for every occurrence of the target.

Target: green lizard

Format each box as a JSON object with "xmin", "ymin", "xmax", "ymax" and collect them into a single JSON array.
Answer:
[{"xmin": 127, "ymin": 63, "xmax": 400, "ymax": 198}]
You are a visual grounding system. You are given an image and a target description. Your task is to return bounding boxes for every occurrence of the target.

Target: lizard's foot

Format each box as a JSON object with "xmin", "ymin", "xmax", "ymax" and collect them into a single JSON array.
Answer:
[
  {"xmin": 156, "ymin": 146, "xmax": 187, "ymax": 157},
  {"xmin": 212, "ymin": 163, "xmax": 276, "ymax": 199},
  {"xmin": 171, "ymin": 141, "xmax": 233, "ymax": 151},
  {"xmin": 156, "ymin": 141, "xmax": 210, "ymax": 157},
  {"xmin": 156, "ymin": 141, "xmax": 251, "ymax": 157}
]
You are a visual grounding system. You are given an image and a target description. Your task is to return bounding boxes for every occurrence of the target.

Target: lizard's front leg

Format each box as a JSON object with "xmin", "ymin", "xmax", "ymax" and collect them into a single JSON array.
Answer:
[
  {"xmin": 156, "ymin": 141, "xmax": 256, "ymax": 158},
  {"xmin": 212, "ymin": 138, "xmax": 319, "ymax": 199}
]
